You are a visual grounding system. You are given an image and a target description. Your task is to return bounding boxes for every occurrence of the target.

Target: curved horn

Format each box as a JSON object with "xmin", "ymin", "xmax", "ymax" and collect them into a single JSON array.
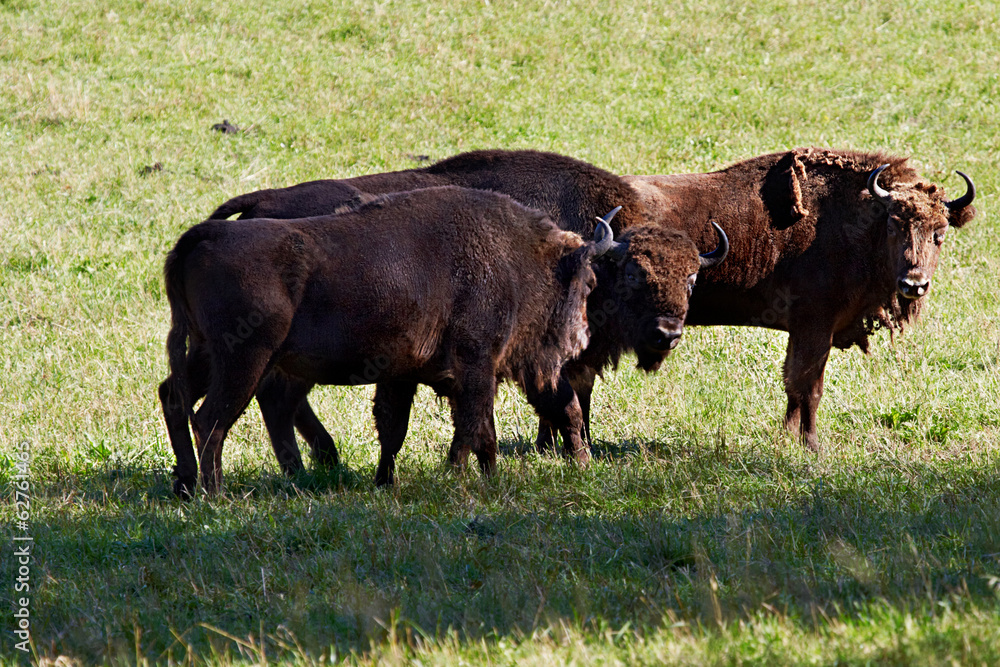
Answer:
[
  {"xmin": 945, "ymin": 170, "xmax": 975, "ymax": 210},
  {"xmin": 867, "ymin": 164, "xmax": 892, "ymax": 206},
  {"xmin": 699, "ymin": 221, "xmax": 729, "ymax": 269},
  {"xmin": 592, "ymin": 206, "xmax": 625, "ymax": 259},
  {"xmin": 600, "ymin": 205, "xmax": 622, "ymax": 226}
]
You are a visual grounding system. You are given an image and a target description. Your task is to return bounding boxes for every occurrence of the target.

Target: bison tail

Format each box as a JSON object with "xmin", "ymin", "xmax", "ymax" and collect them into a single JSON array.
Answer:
[
  {"xmin": 162, "ymin": 238, "xmax": 199, "ymax": 418},
  {"xmin": 207, "ymin": 192, "xmax": 260, "ymax": 220}
]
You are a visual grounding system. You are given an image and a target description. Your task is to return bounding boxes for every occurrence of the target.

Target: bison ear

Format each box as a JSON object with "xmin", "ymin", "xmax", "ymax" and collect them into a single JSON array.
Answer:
[
  {"xmin": 763, "ymin": 151, "xmax": 810, "ymax": 230},
  {"xmin": 784, "ymin": 152, "xmax": 810, "ymax": 222},
  {"xmin": 946, "ymin": 171, "xmax": 976, "ymax": 228}
]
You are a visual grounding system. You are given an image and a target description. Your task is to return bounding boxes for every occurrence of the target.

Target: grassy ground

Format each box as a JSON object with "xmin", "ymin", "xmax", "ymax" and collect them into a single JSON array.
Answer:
[{"xmin": 1, "ymin": 0, "xmax": 998, "ymax": 663}]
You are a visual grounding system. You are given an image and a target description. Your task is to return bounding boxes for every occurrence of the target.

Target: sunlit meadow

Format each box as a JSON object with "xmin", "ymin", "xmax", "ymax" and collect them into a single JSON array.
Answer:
[{"xmin": 1, "ymin": 0, "xmax": 998, "ymax": 663}]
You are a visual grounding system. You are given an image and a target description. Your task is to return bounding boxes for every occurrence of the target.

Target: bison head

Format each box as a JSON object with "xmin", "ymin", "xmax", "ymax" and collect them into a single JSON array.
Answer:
[
  {"xmin": 868, "ymin": 165, "xmax": 975, "ymax": 301},
  {"xmin": 592, "ymin": 215, "xmax": 728, "ymax": 371}
]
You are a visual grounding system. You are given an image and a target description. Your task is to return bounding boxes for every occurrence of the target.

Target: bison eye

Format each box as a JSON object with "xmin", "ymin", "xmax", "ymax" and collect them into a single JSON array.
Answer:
[
  {"xmin": 625, "ymin": 266, "xmax": 641, "ymax": 286},
  {"xmin": 686, "ymin": 273, "xmax": 697, "ymax": 295},
  {"xmin": 933, "ymin": 229, "xmax": 946, "ymax": 245}
]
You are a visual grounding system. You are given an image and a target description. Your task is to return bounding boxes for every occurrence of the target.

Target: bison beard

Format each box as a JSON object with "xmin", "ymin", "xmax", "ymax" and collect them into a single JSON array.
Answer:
[
  {"xmin": 625, "ymin": 147, "xmax": 975, "ymax": 449},
  {"xmin": 159, "ymin": 186, "xmax": 608, "ymax": 496}
]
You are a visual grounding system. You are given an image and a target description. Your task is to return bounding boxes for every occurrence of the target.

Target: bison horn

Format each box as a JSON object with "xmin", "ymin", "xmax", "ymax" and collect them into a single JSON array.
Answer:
[
  {"xmin": 867, "ymin": 164, "xmax": 893, "ymax": 206},
  {"xmin": 699, "ymin": 221, "xmax": 729, "ymax": 269},
  {"xmin": 944, "ymin": 171, "xmax": 975, "ymax": 210},
  {"xmin": 592, "ymin": 206, "xmax": 625, "ymax": 259}
]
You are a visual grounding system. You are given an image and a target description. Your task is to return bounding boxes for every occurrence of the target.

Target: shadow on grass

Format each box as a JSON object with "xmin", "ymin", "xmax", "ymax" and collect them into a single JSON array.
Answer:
[
  {"xmin": 15, "ymin": 449, "xmax": 1000, "ymax": 663},
  {"xmin": 30, "ymin": 457, "xmax": 371, "ymax": 506},
  {"xmin": 498, "ymin": 435, "xmax": 687, "ymax": 462}
]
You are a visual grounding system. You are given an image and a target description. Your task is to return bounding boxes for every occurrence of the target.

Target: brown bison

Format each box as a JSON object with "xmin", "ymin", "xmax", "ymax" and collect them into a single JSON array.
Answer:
[
  {"xmin": 209, "ymin": 178, "xmax": 369, "ymax": 219},
  {"xmin": 215, "ymin": 147, "xmax": 975, "ymax": 452},
  {"xmin": 208, "ymin": 150, "xmax": 728, "ymax": 471},
  {"xmin": 160, "ymin": 186, "xmax": 624, "ymax": 496},
  {"xmin": 624, "ymin": 148, "xmax": 975, "ymax": 448}
]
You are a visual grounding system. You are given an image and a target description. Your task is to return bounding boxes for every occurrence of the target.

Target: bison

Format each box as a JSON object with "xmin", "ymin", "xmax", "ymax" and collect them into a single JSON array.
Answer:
[
  {"xmin": 214, "ymin": 147, "xmax": 975, "ymax": 452},
  {"xmin": 209, "ymin": 178, "xmax": 369, "ymax": 219},
  {"xmin": 160, "ymin": 186, "xmax": 628, "ymax": 496},
  {"xmin": 624, "ymin": 147, "xmax": 975, "ymax": 448},
  {"xmin": 208, "ymin": 149, "xmax": 728, "ymax": 472}
]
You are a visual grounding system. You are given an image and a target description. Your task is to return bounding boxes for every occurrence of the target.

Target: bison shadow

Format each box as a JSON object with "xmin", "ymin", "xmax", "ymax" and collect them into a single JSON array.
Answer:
[
  {"xmin": 496, "ymin": 436, "xmax": 661, "ymax": 462},
  {"xmin": 25, "ymin": 453, "xmax": 999, "ymax": 663}
]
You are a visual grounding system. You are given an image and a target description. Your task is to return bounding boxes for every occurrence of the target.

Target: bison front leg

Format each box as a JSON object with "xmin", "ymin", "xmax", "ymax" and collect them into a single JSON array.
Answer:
[
  {"xmin": 293, "ymin": 399, "xmax": 340, "ymax": 468},
  {"xmin": 532, "ymin": 365, "xmax": 596, "ymax": 457},
  {"xmin": 373, "ymin": 380, "xmax": 418, "ymax": 486},
  {"xmin": 782, "ymin": 327, "xmax": 834, "ymax": 451},
  {"xmin": 524, "ymin": 373, "xmax": 590, "ymax": 464},
  {"xmin": 447, "ymin": 371, "xmax": 499, "ymax": 478},
  {"xmin": 255, "ymin": 372, "xmax": 311, "ymax": 476},
  {"xmin": 569, "ymin": 365, "xmax": 598, "ymax": 448}
]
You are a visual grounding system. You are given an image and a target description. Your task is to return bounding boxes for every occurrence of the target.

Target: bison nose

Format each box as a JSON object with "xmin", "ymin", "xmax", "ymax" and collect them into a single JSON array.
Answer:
[
  {"xmin": 897, "ymin": 276, "xmax": 930, "ymax": 299},
  {"xmin": 647, "ymin": 318, "xmax": 684, "ymax": 352}
]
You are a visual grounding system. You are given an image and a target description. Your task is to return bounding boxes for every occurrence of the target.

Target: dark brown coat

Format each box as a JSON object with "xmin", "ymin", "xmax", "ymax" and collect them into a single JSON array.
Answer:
[
  {"xmin": 209, "ymin": 150, "xmax": 726, "ymax": 469},
  {"xmin": 211, "ymin": 149, "xmax": 648, "ymax": 232},
  {"xmin": 209, "ymin": 179, "xmax": 368, "ymax": 219},
  {"xmin": 160, "ymin": 186, "xmax": 602, "ymax": 496},
  {"xmin": 625, "ymin": 147, "xmax": 976, "ymax": 448}
]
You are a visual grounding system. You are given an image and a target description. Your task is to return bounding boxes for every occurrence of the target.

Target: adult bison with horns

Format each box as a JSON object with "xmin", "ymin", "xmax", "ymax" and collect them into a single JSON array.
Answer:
[
  {"xmin": 625, "ymin": 147, "xmax": 975, "ymax": 448},
  {"xmin": 208, "ymin": 150, "xmax": 728, "ymax": 476},
  {"xmin": 210, "ymin": 146, "xmax": 973, "ymax": 457}
]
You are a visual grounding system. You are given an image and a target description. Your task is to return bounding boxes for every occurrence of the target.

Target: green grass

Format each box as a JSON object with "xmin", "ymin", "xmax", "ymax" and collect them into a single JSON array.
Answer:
[{"xmin": 1, "ymin": 0, "xmax": 998, "ymax": 663}]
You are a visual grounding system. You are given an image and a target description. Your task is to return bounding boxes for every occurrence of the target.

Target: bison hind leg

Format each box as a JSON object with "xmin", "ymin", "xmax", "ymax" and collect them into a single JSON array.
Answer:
[
  {"xmin": 160, "ymin": 344, "xmax": 212, "ymax": 500},
  {"xmin": 160, "ymin": 376, "xmax": 197, "ymax": 499},
  {"xmin": 193, "ymin": 344, "xmax": 277, "ymax": 495},
  {"xmin": 294, "ymin": 399, "xmax": 339, "ymax": 468},
  {"xmin": 373, "ymin": 380, "xmax": 418, "ymax": 486},
  {"xmin": 535, "ymin": 418, "xmax": 558, "ymax": 454}
]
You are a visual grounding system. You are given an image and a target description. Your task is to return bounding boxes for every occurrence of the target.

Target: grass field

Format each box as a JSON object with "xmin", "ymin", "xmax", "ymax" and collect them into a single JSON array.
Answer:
[{"xmin": 2, "ymin": 0, "xmax": 999, "ymax": 663}]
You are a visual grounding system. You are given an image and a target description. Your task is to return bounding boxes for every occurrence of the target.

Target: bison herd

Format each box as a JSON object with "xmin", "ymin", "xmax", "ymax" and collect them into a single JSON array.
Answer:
[{"xmin": 159, "ymin": 148, "xmax": 975, "ymax": 497}]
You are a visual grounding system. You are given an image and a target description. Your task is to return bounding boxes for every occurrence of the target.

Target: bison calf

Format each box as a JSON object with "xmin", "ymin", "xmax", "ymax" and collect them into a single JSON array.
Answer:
[{"xmin": 159, "ymin": 186, "xmax": 611, "ymax": 497}]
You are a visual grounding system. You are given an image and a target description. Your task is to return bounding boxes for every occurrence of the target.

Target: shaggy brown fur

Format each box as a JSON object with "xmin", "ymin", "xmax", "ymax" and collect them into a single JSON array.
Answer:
[
  {"xmin": 625, "ymin": 147, "xmax": 976, "ymax": 448},
  {"xmin": 208, "ymin": 149, "xmax": 723, "ymax": 469},
  {"xmin": 160, "ymin": 186, "xmax": 602, "ymax": 496}
]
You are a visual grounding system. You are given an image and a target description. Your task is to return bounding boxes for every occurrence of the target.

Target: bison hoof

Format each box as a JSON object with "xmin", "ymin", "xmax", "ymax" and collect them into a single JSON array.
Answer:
[
  {"xmin": 374, "ymin": 467, "xmax": 394, "ymax": 487},
  {"xmin": 173, "ymin": 478, "xmax": 195, "ymax": 500}
]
